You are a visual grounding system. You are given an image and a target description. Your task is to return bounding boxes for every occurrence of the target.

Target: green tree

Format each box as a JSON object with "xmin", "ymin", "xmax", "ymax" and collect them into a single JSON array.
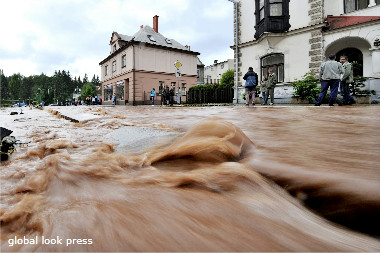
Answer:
[
  {"xmin": 83, "ymin": 74, "xmax": 89, "ymax": 84},
  {"xmin": 81, "ymin": 82, "xmax": 96, "ymax": 98},
  {"xmin": 220, "ymin": 69, "xmax": 234, "ymax": 88},
  {"xmin": 92, "ymin": 74, "xmax": 102, "ymax": 95},
  {"xmin": 9, "ymin": 73, "xmax": 23, "ymax": 100},
  {"xmin": 0, "ymin": 69, "xmax": 10, "ymax": 101}
]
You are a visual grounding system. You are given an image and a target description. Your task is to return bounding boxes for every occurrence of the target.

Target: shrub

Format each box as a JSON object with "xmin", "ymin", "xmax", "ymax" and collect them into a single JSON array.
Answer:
[
  {"xmin": 220, "ymin": 69, "xmax": 234, "ymax": 88},
  {"xmin": 291, "ymin": 72, "xmax": 320, "ymax": 103}
]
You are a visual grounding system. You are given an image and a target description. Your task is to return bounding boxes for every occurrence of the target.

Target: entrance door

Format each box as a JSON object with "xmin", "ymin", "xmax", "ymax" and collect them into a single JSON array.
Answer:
[
  {"xmin": 336, "ymin": 48, "xmax": 363, "ymax": 76},
  {"xmin": 125, "ymin": 78, "xmax": 129, "ymax": 103}
]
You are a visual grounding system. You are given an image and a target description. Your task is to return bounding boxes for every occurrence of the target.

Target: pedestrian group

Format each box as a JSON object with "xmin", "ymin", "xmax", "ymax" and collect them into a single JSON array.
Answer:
[{"xmin": 243, "ymin": 53, "xmax": 356, "ymax": 107}]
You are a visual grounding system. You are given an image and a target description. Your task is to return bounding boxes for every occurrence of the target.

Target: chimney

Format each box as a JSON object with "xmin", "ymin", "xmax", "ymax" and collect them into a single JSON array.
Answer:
[
  {"xmin": 153, "ymin": 15, "xmax": 159, "ymax": 33},
  {"xmin": 140, "ymin": 25, "xmax": 143, "ymax": 29},
  {"xmin": 214, "ymin": 60, "xmax": 218, "ymax": 64}
]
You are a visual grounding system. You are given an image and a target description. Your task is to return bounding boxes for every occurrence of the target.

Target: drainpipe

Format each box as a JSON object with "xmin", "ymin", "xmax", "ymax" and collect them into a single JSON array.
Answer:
[{"xmin": 132, "ymin": 43, "xmax": 136, "ymax": 106}]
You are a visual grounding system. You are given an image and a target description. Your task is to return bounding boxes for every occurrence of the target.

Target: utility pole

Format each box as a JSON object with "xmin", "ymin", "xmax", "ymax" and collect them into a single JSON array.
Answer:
[{"xmin": 228, "ymin": 0, "xmax": 239, "ymax": 104}]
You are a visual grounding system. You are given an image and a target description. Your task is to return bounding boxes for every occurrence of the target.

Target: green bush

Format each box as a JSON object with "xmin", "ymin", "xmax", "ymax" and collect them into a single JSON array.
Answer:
[
  {"xmin": 291, "ymin": 72, "xmax": 320, "ymax": 103},
  {"xmin": 220, "ymin": 69, "xmax": 234, "ymax": 88}
]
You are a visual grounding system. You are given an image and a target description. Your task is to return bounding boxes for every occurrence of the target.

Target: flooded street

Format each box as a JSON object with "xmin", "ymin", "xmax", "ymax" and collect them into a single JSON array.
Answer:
[{"xmin": 1, "ymin": 105, "xmax": 380, "ymax": 252}]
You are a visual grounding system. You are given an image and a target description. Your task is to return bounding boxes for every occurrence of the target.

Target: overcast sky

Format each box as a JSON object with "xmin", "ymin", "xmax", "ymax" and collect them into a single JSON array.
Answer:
[{"xmin": 0, "ymin": 0, "xmax": 235, "ymax": 79}]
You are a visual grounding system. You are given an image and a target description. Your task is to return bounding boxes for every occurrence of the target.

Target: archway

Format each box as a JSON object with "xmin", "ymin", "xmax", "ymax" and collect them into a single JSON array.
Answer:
[
  {"xmin": 336, "ymin": 48, "xmax": 363, "ymax": 76},
  {"xmin": 324, "ymin": 36, "xmax": 371, "ymax": 77}
]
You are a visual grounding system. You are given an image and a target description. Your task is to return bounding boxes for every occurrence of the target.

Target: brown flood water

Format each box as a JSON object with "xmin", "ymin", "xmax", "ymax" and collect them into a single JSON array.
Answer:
[{"xmin": 1, "ymin": 105, "xmax": 380, "ymax": 252}]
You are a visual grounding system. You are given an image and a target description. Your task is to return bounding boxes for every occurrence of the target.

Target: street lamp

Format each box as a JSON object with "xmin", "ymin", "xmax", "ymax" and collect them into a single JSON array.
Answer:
[{"xmin": 228, "ymin": 0, "xmax": 239, "ymax": 104}]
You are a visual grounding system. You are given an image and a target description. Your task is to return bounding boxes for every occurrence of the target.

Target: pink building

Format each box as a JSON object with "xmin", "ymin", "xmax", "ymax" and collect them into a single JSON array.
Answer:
[{"xmin": 99, "ymin": 16, "xmax": 200, "ymax": 105}]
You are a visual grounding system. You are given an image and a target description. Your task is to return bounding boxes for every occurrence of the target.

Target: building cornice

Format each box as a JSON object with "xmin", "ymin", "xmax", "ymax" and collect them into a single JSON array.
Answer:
[
  {"xmin": 237, "ymin": 23, "xmax": 327, "ymax": 49},
  {"xmin": 102, "ymin": 69, "xmax": 197, "ymax": 83},
  {"xmin": 99, "ymin": 41, "xmax": 199, "ymax": 66}
]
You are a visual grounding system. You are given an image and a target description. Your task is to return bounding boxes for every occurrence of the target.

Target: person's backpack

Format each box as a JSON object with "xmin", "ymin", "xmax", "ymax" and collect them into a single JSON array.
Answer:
[{"xmin": 245, "ymin": 75, "xmax": 257, "ymax": 87}]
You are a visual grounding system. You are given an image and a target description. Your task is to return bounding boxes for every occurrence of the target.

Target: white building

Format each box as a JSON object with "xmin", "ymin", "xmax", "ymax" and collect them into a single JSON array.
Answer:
[
  {"xmin": 204, "ymin": 59, "xmax": 234, "ymax": 84},
  {"xmin": 234, "ymin": 0, "xmax": 380, "ymax": 103}
]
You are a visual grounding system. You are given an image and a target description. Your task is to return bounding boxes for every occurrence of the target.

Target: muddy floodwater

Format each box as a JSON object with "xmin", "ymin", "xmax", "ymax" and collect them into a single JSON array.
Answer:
[{"xmin": 1, "ymin": 105, "xmax": 380, "ymax": 252}]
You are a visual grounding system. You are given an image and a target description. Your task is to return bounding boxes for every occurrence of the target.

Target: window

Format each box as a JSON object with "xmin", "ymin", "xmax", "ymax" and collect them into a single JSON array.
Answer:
[
  {"xmin": 344, "ymin": 0, "xmax": 369, "ymax": 13},
  {"xmin": 112, "ymin": 61, "xmax": 116, "ymax": 72},
  {"xmin": 269, "ymin": 0, "xmax": 283, "ymax": 16},
  {"xmin": 255, "ymin": 0, "xmax": 290, "ymax": 39},
  {"xmin": 165, "ymin": 38, "xmax": 172, "ymax": 44},
  {"xmin": 197, "ymin": 69, "xmax": 200, "ymax": 78},
  {"xmin": 261, "ymin": 53, "xmax": 284, "ymax": 83},
  {"xmin": 113, "ymin": 44, "xmax": 116, "ymax": 52},
  {"xmin": 104, "ymin": 84, "xmax": 113, "ymax": 101},
  {"xmin": 147, "ymin": 35, "xmax": 156, "ymax": 42},
  {"xmin": 376, "ymin": 0, "xmax": 380, "ymax": 4},
  {"xmin": 122, "ymin": 55, "xmax": 126, "ymax": 68},
  {"xmin": 116, "ymin": 80, "xmax": 124, "ymax": 100},
  {"xmin": 259, "ymin": 0, "xmax": 265, "ymax": 20},
  {"xmin": 221, "ymin": 63, "xmax": 224, "ymax": 69},
  {"xmin": 181, "ymin": 83, "xmax": 186, "ymax": 95},
  {"xmin": 105, "ymin": 65, "xmax": 108, "ymax": 76},
  {"xmin": 207, "ymin": 75, "xmax": 212, "ymax": 84}
]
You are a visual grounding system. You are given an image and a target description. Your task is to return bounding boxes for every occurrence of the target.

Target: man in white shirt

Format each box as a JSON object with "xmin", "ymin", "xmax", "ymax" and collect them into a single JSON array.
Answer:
[{"xmin": 315, "ymin": 54, "xmax": 344, "ymax": 106}]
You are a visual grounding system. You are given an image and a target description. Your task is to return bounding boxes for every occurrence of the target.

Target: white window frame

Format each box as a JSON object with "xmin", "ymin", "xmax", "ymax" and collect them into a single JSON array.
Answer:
[
  {"xmin": 112, "ymin": 60, "xmax": 116, "ymax": 72},
  {"xmin": 122, "ymin": 55, "xmax": 126, "ymax": 68}
]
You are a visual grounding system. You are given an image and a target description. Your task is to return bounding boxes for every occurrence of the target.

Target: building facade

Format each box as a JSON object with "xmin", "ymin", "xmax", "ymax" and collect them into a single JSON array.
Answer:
[
  {"xmin": 234, "ymin": 0, "xmax": 380, "ymax": 102},
  {"xmin": 204, "ymin": 59, "xmax": 234, "ymax": 84},
  {"xmin": 99, "ymin": 16, "xmax": 199, "ymax": 105},
  {"xmin": 197, "ymin": 57, "xmax": 205, "ymax": 85}
]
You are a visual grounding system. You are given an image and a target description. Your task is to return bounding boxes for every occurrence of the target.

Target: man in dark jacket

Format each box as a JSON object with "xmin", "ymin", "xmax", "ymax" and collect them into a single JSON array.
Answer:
[{"xmin": 243, "ymin": 67, "xmax": 258, "ymax": 106}]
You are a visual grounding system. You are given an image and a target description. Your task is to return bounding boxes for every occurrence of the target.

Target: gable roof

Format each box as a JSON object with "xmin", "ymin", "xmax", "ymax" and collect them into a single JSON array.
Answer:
[
  {"xmin": 100, "ymin": 26, "xmax": 199, "ymax": 65},
  {"xmin": 128, "ymin": 25, "xmax": 189, "ymax": 51}
]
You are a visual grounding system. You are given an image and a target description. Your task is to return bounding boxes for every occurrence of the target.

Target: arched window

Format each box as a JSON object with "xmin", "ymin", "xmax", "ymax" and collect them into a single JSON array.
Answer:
[{"xmin": 261, "ymin": 54, "xmax": 284, "ymax": 82}]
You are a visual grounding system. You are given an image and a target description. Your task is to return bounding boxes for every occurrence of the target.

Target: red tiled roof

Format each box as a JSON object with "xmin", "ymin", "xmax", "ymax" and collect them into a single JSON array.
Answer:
[{"xmin": 326, "ymin": 15, "xmax": 380, "ymax": 30}]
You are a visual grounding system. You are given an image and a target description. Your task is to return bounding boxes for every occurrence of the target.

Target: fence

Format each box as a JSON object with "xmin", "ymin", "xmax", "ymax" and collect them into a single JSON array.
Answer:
[{"xmin": 187, "ymin": 87, "xmax": 234, "ymax": 104}]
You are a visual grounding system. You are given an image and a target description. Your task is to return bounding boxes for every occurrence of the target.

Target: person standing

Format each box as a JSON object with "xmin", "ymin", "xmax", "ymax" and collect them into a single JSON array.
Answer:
[
  {"xmin": 177, "ymin": 87, "xmax": 181, "ymax": 105},
  {"xmin": 169, "ymin": 87, "xmax": 175, "ymax": 106},
  {"xmin": 112, "ymin": 93, "xmax": 116, "ymax": 105},
  {"xmin": 264, "ymin": 69, "xmax": 277, "ymax": 105},
  {"xmin": 340, "ymin": 55, "xmax": 356, "ymax": 105},
  {"xmin": 260, "ymin": 77, "xmax": 267, "ymax": 105},
  {"xmin": 243, "ymin": 67, "xmax": 258, "ymax": 106},
  {"xmin": 315, "ymin": 54, "xmax": 344, "ymax": 106},
  {"xmin": 150, "ymin": 88, "xmax": 156, "ymax": 106}
]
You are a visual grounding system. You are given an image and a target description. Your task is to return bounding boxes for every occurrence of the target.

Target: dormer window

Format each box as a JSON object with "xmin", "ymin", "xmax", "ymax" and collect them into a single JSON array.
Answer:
[
  {"xmin": 165, "ymin": 38, "xmax": 172, "ymax": 44},
  {"xmin": 113, "ymin": 44, "xmax": 117, "ymax": 52},
  {"xmin": 147, "ymin": 35, "xmax": 156, "ymax": 42}
]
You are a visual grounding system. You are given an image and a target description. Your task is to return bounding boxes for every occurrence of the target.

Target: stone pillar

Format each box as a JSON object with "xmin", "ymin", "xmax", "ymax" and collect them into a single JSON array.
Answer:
[
  {"xmin": 308, "ymin": 0, "xmax": 324, "ymax": 26},
  {"xmin": 308, "ymin": 0, "xmax": 324, "ymax": 75},
  {"xmin": 372, "ymin": 49, "xmax": 380, "ymax": 75}
]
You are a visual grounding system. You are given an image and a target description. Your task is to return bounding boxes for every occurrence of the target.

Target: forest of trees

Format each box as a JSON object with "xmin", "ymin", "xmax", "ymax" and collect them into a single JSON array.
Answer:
[{"xmin": 0, "ymin": 69, "xmax": 101, "ymax": 105}]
